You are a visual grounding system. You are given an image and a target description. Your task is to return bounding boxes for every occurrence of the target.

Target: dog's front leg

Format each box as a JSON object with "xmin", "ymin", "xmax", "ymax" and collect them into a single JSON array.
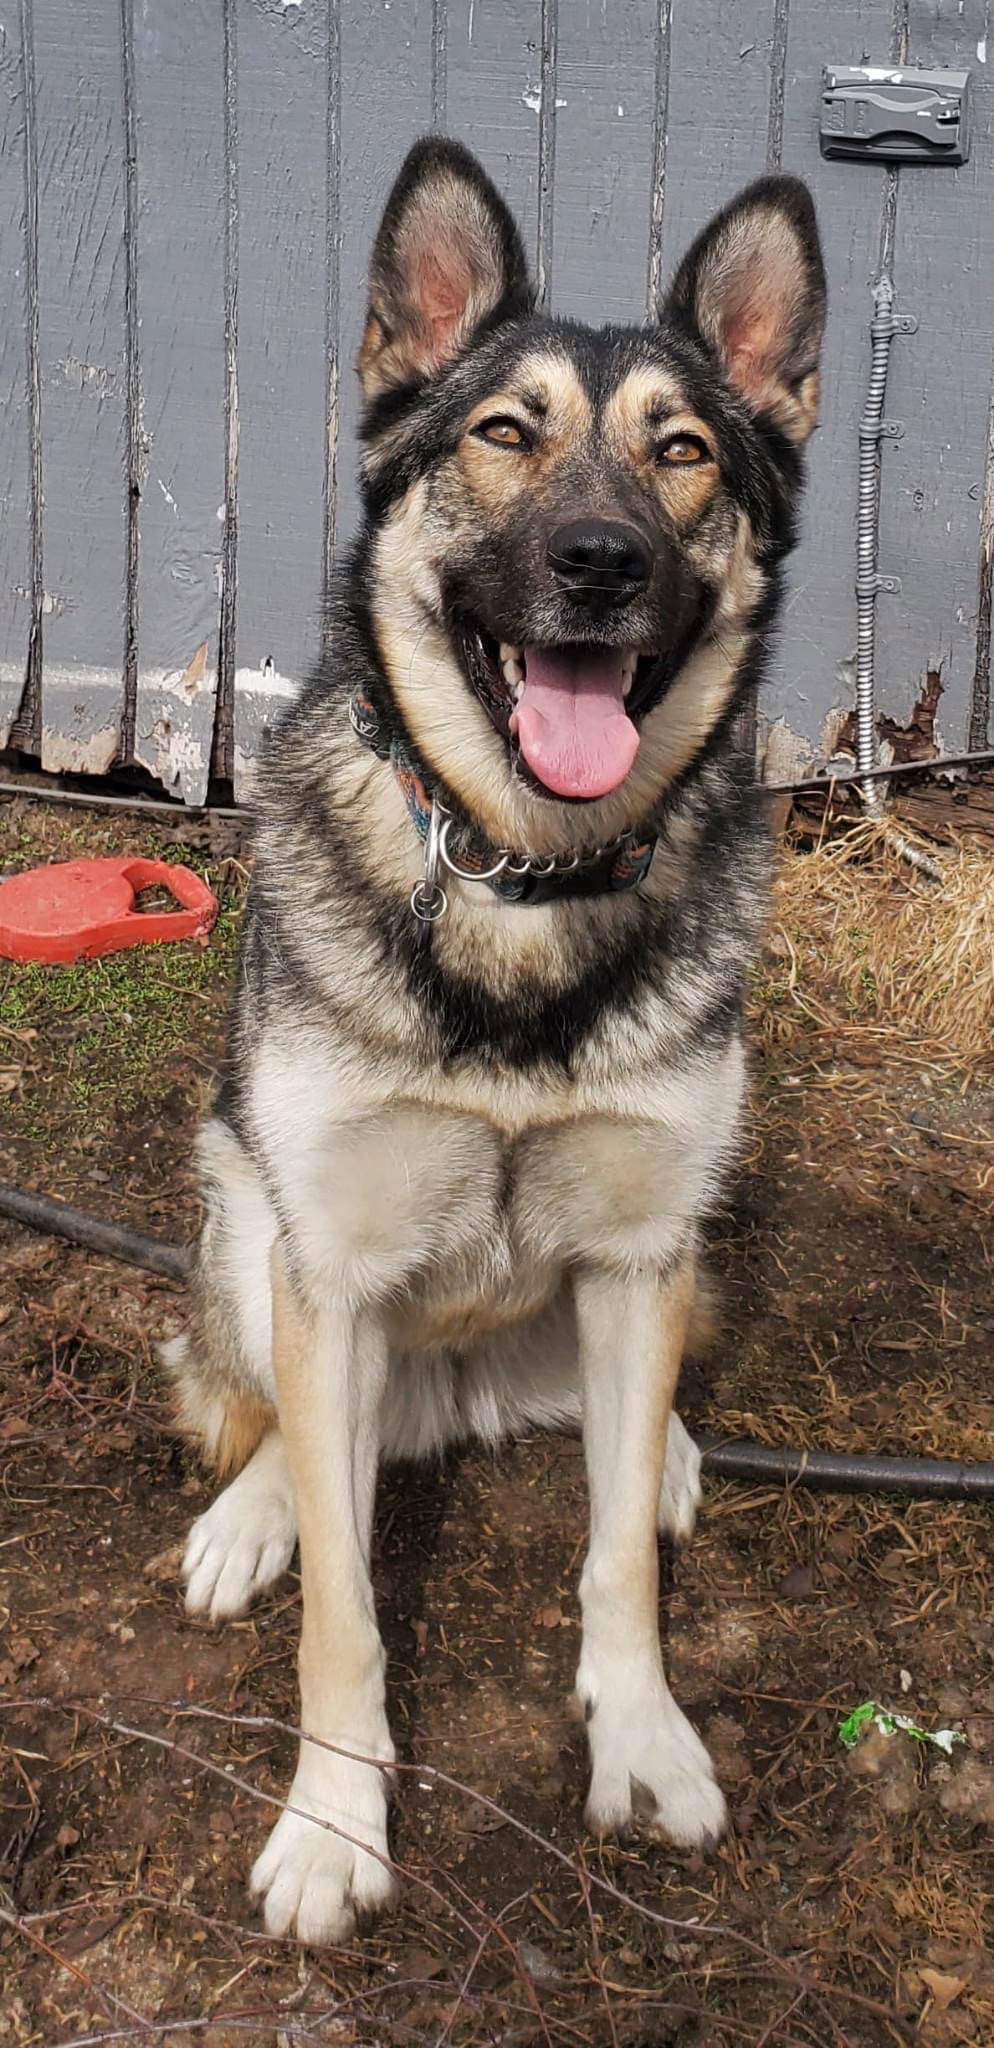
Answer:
[
  {"xmin": 250, "ymin": 1246, "xmax": 395, "ymax": 1944},
  {"xmin": 574, "ymin": 1253, "xmax": 727, "ymax": 1849}
]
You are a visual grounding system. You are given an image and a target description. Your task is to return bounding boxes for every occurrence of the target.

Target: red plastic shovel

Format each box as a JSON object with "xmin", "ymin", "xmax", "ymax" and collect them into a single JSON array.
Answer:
[{"xmin": 0, "ymin": 856, "xmax": 218, "ymax": 965}]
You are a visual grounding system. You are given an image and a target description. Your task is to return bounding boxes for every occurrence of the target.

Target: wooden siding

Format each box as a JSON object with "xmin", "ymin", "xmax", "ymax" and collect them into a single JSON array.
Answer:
[{"xmin": 0, "ymin": 0, "xmax": 990, "ymax": 799}]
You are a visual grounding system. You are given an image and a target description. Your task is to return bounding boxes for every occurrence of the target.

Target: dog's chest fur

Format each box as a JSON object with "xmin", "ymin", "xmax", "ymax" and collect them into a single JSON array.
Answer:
[
  {"xmin": 242, "ymin": 952, "xmax": 746, "ymax": 1354},
  {"xmin": 225, "ymin": 685, "xmax": 768, "ymax": 1355}
]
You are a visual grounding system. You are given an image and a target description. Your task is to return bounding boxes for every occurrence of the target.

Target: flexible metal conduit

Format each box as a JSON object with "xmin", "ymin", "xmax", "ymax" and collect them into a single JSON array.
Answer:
[
  {"xmin": 3, "ymin": 1185, "xmax": 993, "ymax": 1501},
  {"xmin": 856, "ymin": 274, "xmax": 897, "ymax": 815},
  {"xmin": 855, "ymin": 279, "xmax": 942, "ymax": 880}
]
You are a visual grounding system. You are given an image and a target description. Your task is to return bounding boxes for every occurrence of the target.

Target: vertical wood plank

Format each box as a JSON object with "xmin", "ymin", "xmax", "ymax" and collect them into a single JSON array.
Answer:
[
  {"xmin": 230, "ymin": 0, "xmax": 332, "ymax": 796},
  {"xmin": 551, "ymin": 0, "xmax": 656, "ymax": 324},
  {"xmin": 654, "ymin": 2, "xmax": 773, "ymax": 299},
  {"xmin": 431, "ymin": 0, "xmax": 447, "ymax": 127},
  {"xmin": 130, "ymin": 0, "xmax": 226, "ymax": 804},
  {"xmin": 334, "ymin": 0, "xmax": 433, "ymax": 545},
  {"xmin": 0, "ymin": 2, "xmax": 34, "ymax": 743},
  {"xmin": 875, "ymin": 0, "xmax": 994, "ymax": 753},
  {"xmin": 444, "ymin": 0, "xmax": 542, "ymax": 280},
  {"xmin": 972, "ymin": 393, "xmax": 994, "ymax": 749},
  {"xmin": 32, "ymin": 0, "xmax": 128, "ymax": 776},
  {"xmin": 215, "ymin": 0, "xmax": 238, "ymax": 785},
  {"xmin": 765, "ymin": 0, "xmax": 895, "ymax": 773}
]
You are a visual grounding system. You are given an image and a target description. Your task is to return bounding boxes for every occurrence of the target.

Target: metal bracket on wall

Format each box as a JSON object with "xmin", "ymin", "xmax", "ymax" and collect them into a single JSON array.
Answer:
[
  {"xmin": 856, "ymin": 571, "xmax": 902, "ymax": 597},
  {"xmin": 821, "ymin": 65, "xmax": 971, "ymax": 165},
  {"xmin": 859, "ymin": 417, "xmax": 904, "ymax": 441}
]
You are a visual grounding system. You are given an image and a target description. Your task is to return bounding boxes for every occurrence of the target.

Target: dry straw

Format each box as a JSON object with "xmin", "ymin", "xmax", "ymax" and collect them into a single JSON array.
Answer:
[{"xmin": 756, "ymin": 820, "xmax": 994, "ymax": 1073}]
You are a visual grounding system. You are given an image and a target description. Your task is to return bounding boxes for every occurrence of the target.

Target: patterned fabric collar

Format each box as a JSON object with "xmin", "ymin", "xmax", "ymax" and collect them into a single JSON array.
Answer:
[{"xmin": 348, "ymin": 685, "xmax": 657, "ymax": 910}]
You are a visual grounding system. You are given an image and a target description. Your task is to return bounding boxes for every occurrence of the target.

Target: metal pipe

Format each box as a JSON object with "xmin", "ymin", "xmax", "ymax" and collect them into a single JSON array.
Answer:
[
  {"xmin": 0, "ymin": 776, "xmax": 248, "ymax": 821},
  {"xmin": 0, "ymin": 1183, "xmax": 192, "ymax": 1284},
  {"xmin": 761, "ymin": 747, "xmax": 994, "ymax": 797}
]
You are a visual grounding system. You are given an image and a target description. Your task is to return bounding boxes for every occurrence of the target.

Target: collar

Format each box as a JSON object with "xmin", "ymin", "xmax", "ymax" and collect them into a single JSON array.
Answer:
[{"xmin": 349, "ymin": 685, "xmax": 657, "ymax": 918}]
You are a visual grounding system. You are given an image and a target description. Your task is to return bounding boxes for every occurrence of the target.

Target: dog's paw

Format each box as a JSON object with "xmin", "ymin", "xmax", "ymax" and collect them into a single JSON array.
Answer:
[
  {"xmin": 584, "ymin": 1687, "xmax": 727, "ymax": 1850},
  {"xmin": 657, "ymin": 1412, "xmax": 703, "ymax": 1547},
  {"xmin": 183, "ymin": 1448, "xmax": 297, "ymax": 1622},
  {"xmin": 250, "ymin": 1780, "xmax": 395, "ymax": 1945}
]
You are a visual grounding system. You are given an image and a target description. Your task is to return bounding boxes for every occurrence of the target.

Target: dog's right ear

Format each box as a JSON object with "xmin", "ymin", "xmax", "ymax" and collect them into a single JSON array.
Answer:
[{"xmin": 358, "ymin": 137, "xmax": 533, "ymax": 400}]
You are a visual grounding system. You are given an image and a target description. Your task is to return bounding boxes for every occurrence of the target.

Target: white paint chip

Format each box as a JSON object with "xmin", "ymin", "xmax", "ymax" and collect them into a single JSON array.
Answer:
[
  {"xmin": 521, "ymin": 87, "xmax": 567, "ymax": 112},
  {"xmin": 978, "ymin": 35, "xmax": 987, "ymax": 61}
]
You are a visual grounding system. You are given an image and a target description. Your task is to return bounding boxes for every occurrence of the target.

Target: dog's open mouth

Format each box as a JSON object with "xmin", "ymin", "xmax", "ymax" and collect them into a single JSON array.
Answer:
[{"xmin": 458, "ymin": 621, "xmax": 660, "ymax": 801}]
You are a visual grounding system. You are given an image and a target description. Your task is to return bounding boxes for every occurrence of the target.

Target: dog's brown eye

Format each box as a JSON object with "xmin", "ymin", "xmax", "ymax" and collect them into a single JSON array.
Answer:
[
  {"xmin": 475, "ymin": 416, "xmax": 528, "ymax": 448},
  {"xmin": 658, "ymin": 435, "xmax": 710, "ymax": 466}
]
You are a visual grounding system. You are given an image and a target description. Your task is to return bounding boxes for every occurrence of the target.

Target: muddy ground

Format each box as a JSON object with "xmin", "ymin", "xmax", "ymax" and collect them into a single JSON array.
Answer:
[{"xmin": 1, "ymin": 794, "xmax": 993, "ymax": 2048}]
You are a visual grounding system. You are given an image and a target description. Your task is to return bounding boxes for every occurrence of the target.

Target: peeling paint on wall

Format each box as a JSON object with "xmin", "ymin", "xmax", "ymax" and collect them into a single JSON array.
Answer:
[
  {"xmin": 134, "ymin": 660, "xmax": 219, "ymax": 807},
  {"xmin": 36, "ymin": 665, "xmax": 125, "ymax": 776}
]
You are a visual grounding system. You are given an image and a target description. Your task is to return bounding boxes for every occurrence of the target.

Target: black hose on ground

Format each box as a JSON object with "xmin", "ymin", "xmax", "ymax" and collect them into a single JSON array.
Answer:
[
  {"xmin": 701, "ymin": 1440, "xmax": 994, "ymax": 1501},
  {"xmin": 0, "ymin": 1181, "xmax": 192, "ymax": 1285},
  {"xmin": 3, "ymin": 1184, "xmax": 994, "ymax": 1501}
]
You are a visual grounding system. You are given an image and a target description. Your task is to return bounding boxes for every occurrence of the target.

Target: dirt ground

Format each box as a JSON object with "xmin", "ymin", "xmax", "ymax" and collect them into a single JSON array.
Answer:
[{"xmin": 1, "ymin": 793, "xmax": 993, "ymax": 2048}]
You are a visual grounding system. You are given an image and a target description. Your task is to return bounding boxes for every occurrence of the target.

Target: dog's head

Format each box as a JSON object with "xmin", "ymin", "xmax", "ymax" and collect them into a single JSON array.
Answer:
[{"xmin": 357, "ymin": 138, "xmax": 824, "ymax": 843}]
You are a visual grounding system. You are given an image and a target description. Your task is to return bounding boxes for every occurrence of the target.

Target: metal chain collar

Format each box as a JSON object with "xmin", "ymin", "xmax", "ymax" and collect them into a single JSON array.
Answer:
[
  {"xmin": 349, "ymin": 689, "xmax": 654, "ymax": 922},
  {"xmin": 410, "ymin": 800, "xmax": 632, "ymax": 922}
]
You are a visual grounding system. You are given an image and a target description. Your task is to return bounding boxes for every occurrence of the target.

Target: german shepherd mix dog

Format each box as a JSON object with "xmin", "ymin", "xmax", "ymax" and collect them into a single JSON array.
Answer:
[{"xmin": 165, "ymin": 139, "xmax": 825, "ymax": 1944}]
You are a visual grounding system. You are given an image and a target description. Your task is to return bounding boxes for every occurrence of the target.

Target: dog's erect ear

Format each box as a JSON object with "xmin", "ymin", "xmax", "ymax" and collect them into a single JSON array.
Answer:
[
  {"xmin": 358, "ymin": 137, "xmax": 533, "ymax": 399},
  {"xmin": 666, "ymin": 176, "xmax": 826, "ymax": 444}
]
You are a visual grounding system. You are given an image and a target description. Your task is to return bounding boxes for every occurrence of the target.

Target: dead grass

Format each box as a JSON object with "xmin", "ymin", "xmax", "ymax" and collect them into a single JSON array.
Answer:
[{"xmin": 755, "ymin": 821, "xmax": 994, "ymax": 1074}]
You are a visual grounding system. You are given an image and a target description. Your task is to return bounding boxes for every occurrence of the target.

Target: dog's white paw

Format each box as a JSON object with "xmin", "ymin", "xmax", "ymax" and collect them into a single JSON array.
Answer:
[
  {"xmin": 657, "ymin": 1412, "xmax": 703, "ymax": 1546},
  {"xmin": 584, "ymin": 1683, "xmax": 727, "ymax": 1850},
  {"xmin": 250, "ymin": 1769, "xmax": 395, "ymax": 1945},
  {"xmin": 183, "ymin": 1437, "xmax": 297, "ymax": 1622}
]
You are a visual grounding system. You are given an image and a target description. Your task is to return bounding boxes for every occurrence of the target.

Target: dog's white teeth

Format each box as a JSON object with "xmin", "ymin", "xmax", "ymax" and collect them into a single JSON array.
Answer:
[
  {"xmin": 513, "ymin": 680, "xmax": 524, "ymax": 702},
  {"xmin": 621, "ymin": 651, "xmax": 637, "ymax": 698},
  {"xmin": 499, "ymin": 640, "xmax": 522, "ymax": 664},
  {"xmin": 509, "ymin": 707, "xmax": 520, "ymax": 736},
  {"xmin": 622, "ymin": 675, "xmax": 633, "ymax": 698},
  {"xmin": 502, "ymin": 655, "xmax": 524, "ymax": 687}
]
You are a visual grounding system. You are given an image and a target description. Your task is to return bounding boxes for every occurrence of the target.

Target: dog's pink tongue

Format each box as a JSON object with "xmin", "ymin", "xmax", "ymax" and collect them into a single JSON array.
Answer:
[{"xmin": 513, "ymin": 647, "xmax": 639, "ymax": 799}]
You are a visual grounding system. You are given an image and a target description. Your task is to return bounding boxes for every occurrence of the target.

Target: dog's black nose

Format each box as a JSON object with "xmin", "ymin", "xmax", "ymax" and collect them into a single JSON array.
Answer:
[{"xmin": 547, "ymin": 519, "xmax": 652, "ymax": 604}]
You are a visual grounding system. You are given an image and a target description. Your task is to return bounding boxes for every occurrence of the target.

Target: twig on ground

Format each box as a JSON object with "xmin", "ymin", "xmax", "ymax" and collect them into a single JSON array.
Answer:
[{"xmin": 1, "ymin": 1691, "xmax": 912, "ymax": 2042}]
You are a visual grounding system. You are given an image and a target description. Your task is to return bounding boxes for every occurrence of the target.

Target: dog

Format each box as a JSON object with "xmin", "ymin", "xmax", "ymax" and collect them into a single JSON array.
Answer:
[{"xmin": 162, "ymin": 136, "xmax": 825, "ymax": 1945}]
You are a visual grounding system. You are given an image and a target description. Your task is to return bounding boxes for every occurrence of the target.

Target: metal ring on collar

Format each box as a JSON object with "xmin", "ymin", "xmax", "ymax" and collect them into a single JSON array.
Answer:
[
  {"xmin": 411, "ymin": 797, "xmax": 450, "ymax": 919},
  {"xmin": 411, "ymin": 879, "xmax": 448, "ymax": 921},
  {"xmin": 438, "ymin": 815, "xmax": 510, "ymax": 883}
]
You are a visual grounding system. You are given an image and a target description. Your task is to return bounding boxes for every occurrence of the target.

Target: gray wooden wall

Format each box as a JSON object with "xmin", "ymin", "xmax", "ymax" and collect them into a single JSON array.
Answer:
[{"xmin": 1, "ymin": 0, "xmax": 991, "ymax": 802}]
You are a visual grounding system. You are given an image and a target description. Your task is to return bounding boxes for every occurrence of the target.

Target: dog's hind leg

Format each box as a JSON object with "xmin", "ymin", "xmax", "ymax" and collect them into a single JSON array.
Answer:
[
  {"xmin": 165, "ymin": 1115, "xmax": 299, "ymax": 1619},
  {"xmin": 658, "ymin": 1410, "xmax": 703, "ymax": 1546},
  {"xmin": 456, "ymin": 1286, "xmax": 704, "ymax": 1544},
  {"xmin": 182, "ymin": 1429, "xmax": 297, "ymax": 1621}
]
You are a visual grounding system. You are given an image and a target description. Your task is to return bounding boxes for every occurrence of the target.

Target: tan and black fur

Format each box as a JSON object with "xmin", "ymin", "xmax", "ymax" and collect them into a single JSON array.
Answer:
[{"xmin": 164, "ymin": 139, "xmax": 826, "ymax": 1944}]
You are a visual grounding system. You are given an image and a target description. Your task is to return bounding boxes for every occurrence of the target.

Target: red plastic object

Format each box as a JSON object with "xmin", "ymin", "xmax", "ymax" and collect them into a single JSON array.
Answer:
[{"xmin": 0, "ymin": 856, "xmax": 218, "ymax": 965}]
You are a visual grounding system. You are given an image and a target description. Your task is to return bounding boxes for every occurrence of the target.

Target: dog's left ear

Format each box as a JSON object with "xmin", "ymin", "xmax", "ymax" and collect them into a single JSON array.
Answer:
[
  {"xmin": 359, "ymin": 136, "xmax": 533, "ymax": 400},
  {"xmin": 666, "ymin": 176, "xmax": 826, "ymax": 444}
]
